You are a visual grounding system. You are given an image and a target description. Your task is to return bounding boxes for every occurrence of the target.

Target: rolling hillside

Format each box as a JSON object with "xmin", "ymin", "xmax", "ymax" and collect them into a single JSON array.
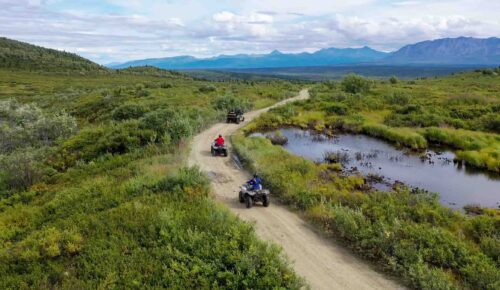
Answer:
[{"xmin": 0, "ymin": 37, "xmax": 106, "ymax": 72}]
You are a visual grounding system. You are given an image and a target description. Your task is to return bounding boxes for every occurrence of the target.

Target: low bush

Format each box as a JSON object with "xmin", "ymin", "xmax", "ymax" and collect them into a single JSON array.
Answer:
[
  {"xmin": 479, "ymin": 113, "xmax": 500, "ymax": 133},
  {"xmin": 0, "ymin": 100, "xmax": 77, "ymax": 191},
  {"xmin": 325, "ymin": 103, "xmax": 349, "ymax": 115},
  {"xmin": 58, "ymin": 121, "xmax": 155, "ymax": 168},
  {"xmin": 384, "ymin": 91, "xmax": 412, "ymax": 105},
  {"xmin": 213, "ymin": 95, "xmax": 252, "ymax": 112},
  {"xmin": 198, "ymin": 84, "xmax": 217, "ymax": 93},
  {"xmin": 139, "ymin": 109, "xmax": 193, "ymax": 143},
  {"xmin": 160, "ymin": 82, "xmax": 172, "ymax": 89},
  {"xmin": 111, "ymin": 103, "xmax": 147, "ymax": 121},
  {"xmin": 341, "ymin": 74, "xmax": 372, "ymax": 94},
  {"xmin": 0, "ymin": 100, "xmax": 77, "ymax": 152},
  {"xmin": 0, "ymin": 147, "xmax": 55, "ymax": 193}
]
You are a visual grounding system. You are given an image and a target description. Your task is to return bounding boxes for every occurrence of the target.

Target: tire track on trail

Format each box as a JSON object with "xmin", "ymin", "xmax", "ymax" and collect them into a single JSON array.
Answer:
[{"xmin": 188, "ymin": 89, "xmax": 406, "ymax": 290}]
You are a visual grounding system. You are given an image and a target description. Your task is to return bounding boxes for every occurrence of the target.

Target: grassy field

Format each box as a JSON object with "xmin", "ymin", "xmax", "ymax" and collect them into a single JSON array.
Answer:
[
  {"xmin": 234, "ymin": 69, "xmax": 500, "ymax": 289},
  {"xmin": 0, "ymin": 68, "xmax": 305, "ymax": 288}
]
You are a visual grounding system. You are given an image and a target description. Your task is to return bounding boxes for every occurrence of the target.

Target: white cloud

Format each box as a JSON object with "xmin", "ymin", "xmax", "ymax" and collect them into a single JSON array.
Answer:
[
  {"xmin": 0, "ymin": 0, "xmax": 498, "ymax": 63},
  {"xmin": 213, "ymin": 11, "xmax": 236, "ymax": 23},
  {"xmin": 209, "ymin": 11, "xmax": 275, "ymax": 38},
  {"xmin": 326, "ymin": 14, "xmax": 489, "ymax": 49}
]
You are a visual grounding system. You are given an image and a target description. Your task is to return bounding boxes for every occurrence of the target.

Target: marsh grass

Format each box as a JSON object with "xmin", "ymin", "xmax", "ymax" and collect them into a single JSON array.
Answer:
[{"xmin": 249, "ymin": 71, "xmax": 500, "ymax": 172}]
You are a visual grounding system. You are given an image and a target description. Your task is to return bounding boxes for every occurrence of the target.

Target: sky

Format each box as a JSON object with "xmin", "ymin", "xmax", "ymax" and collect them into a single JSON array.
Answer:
[{"xmin": 1, "ymin": 0, "xmax": 499, "ymax": 64}]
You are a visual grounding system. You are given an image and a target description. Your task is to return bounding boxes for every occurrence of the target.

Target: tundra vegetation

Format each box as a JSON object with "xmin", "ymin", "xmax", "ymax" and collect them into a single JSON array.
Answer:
[
  {"xmin": 235, "ymin": 71, "xmax": 500, "ymax": 289},
  {"xmin": 0, "ymin": 61, "xmax": 304, "ymax": 288},
  {"xmin": 245, "ymin": 71, "xmax": 500, "ymax": 172}
]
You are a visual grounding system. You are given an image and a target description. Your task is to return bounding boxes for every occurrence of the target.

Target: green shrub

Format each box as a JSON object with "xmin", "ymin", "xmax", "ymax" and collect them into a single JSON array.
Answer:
[
  {"xmin": 406, "ymin": 261, "xmax": 456, "ymax": 290},
  {"xmin": 0, "ymin": 100, "xmax": 77, "ymax": 191},
  {"xmin": 139, "ymin": 109, "xmax": 193, "ymax": 143},
  {"xmin": 0, "ymin": 100, "xmax": 77, "ymax": 152},
  {"xmin": 139, "ymin": 109, "xmax": 176, "ymax": 136},
  {"xmin": 111, "ymin": 103, "xmax": 147, "ymax": 121},
  {"xmin": 328, "ymin": 205, "xmax": 371, "ymax": 242},
  {"xmin": 480, "ymin": 236, "xmax": 500, "ymax": 264},
  {"xmin": 389, "ymin": 76, "xmax": 399, "ymax": 84},
  {"xmin": 479, "ymin": 113, "xmax": 500, "ymax": 133},
  {"xmin": 460, "ymin": 254, "xmax": 500, "ymax": 290},
  {"xmin": 341, "ymin": 74, "xmax": 372, "ymax": 94},
  {"xmin": 59, "ymin": 121, "xmax": 155, "ymax": 167},
  {"xmin": 482, "ymin": 69, "xmax": 495, "ymax": 75},
  {"xmin": 135, "ymin": 89, "xmax": 150, "ymax": 97},
  {"xmin": 0, "ymin": 148, "xmax": 55, "ymax": 192},
  {"xmin": 213, "ymin": 95, "xmax": 252, "ymax": 112},
  {"xmin": 325, "ymin": 103, "xmax": 349, "ymax": 115},
  {"xmin": 385, "ymin": 91, "xmax": 412, "ymax": 105},
  {"xmin": 269, "ymin": 103, "xmax": 298, "ymax": 119},
  {"xmin": 154, "ymin": 166, "xmax": 210, "ymax": 198},
  {"xmin": 198, "ymin": 84, "xmax": 217, "ymax": 93},
  {"xmin": 160, "ymin": 82, "xmax": 172, "ymax": 89}
]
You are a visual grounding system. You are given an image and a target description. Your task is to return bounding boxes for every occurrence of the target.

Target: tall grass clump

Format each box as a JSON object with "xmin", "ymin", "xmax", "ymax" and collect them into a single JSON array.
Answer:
[
  {"xmin": 362, "ymin": 123, "xmax": 427, "ymax": 150},
  {"xmin": 422, "ymin": 127, "xmax": 500, "ymax": 171}
]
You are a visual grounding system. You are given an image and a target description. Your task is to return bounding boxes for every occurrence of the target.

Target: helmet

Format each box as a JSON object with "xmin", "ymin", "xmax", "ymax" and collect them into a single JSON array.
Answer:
[
  {"xmin": 219, "ymin": 134, "xmax": 222, "ymax": 138},
  {"xmin": 253, "ymin": 173, "xmax": 258, "ymax": 178}
]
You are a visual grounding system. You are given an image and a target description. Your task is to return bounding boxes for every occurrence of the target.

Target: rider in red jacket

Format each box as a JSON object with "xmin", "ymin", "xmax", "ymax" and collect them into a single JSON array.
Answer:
[{"xmin": 215, "ymin": 135, "xmax": 225, "ymax": 147}]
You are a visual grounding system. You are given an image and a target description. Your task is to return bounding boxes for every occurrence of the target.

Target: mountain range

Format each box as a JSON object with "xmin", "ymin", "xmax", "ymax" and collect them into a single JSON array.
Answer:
[{"xmin": 110, "ymin": 37, "xmax": 500, "ymax": 69}]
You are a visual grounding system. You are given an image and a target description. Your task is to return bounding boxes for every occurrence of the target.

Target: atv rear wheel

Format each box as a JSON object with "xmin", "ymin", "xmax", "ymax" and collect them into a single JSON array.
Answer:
[
  {"xmin": 245, "ymin": 196, "xmax": 253, "ymax": 208},
  {"xmin": 263, "ymin": 195, "xmax": 270, "ymax": 207}
]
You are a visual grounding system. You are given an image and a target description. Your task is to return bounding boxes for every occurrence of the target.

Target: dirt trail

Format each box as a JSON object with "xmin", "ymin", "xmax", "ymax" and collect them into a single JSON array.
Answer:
[{"xmin": 188, "ymin": 90, "xmax": 405, "ymax": 290}]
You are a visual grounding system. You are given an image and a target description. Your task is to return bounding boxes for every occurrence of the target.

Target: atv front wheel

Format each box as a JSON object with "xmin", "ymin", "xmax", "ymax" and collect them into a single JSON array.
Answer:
[
  {"xmin": 263, "ymin": 195, "xmax": 270, "ymax": 207},
  {"xmin": 245, "ymin": 196, "xmax": 253, "ymax": 208},
  {"xmin": 239, "ymin": 192, "xmax": 245, "ymax": 203}
]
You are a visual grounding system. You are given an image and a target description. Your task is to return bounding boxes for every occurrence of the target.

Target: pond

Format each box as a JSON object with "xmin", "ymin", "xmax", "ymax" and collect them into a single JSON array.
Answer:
[{"xmin": 251, "ymin": 128, "xmax": 500, "ymax": 209}]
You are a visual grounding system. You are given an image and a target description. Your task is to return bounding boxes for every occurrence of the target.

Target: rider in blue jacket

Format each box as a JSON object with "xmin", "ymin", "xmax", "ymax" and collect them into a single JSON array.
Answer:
[{"xmin": 247, "ymin": 174, "xmax": 262, "ymax": 191}]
